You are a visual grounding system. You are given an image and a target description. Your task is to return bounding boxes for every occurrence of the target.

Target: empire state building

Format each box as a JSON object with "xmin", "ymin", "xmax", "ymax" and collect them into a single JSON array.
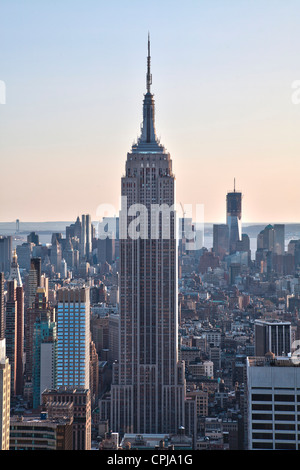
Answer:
[{"xmin": 111, "ymin": 37, "xmax": 186, "ymax": 435}]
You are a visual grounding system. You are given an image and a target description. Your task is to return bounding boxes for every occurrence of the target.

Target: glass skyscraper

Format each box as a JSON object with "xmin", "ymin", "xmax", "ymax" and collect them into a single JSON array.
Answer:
[{"xmin": 57, "ymin": 287, "xmax": 90, "ymax": 389}]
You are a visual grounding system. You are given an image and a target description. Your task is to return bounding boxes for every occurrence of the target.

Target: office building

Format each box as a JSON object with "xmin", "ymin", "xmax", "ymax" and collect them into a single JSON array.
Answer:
[
  {"xmin": 0, "ymin": 338, "xmax": 10, "ymax": 450},
  {"xmin": 97, "ymin": 237, "xmax": 115, "ymax": 266},
  {"xmin": 8, "ymin": 251, "xmax": 24, "ymax": 396},
  {"xmin": 110, "ymin": 37, "xmax": 185, "ymax": 435},
  {"xmin": 27, "ymin": 257, "xmax": 42, "ymax": 308},
  {"xmin": 5, "ymin": 280, "xmax": 18, "ymax": 396},
  {"xmin": 226, "ymin": 181, "xmax": 242, "ymax": 254},
  {"xmin": 50, "ymin": 239, "xmax": 62, "ymax": 274},
  {"xmin": 24, "ymin": 287, "xmax": 55, "ymax": 404},
  {"xmin": 213, "ymin": 224, "xmax": 229, "ymax": 260},
  {"xmin": 42, "ymin": 387, "xmax": 91, "ymax": 450},
  {"xmin": 80, "ymin": 214, "xmax": 92, "ymax": 261},
  {"xmin": 66, "ymin": 216, "xmax": 82, "ymax": 240},
  {"xmin": 57, "ymin": 287, "xmax": 90, "ymax": 389},
  {"xmin": 0, "ymin": 236, "xmax": 12, "ymax": 274},
  {"xmin": 27, "ymin": 232, "xmax": 39, "ymax": 245},
  {"xmin": 274, "ymin": 224, "xmax": 285, "ymax": 255},
  {"xmin": 0, "ymin": 273, "xmax": 5, "ymax": 340},
  {"xmin": 254, "ymin": 319, "xmax": 291, "ymax": 357},
  {"xmin": 16, "ymin": 242, "xmax": 32, "ymax": 271},
  {"xmin": 247, "ymin": 355, "xmax": 300, "ymax": 450},
  {"xmin": 32, "ymin": 317, "xmax": 57, "ymax": 409},
  {"xmin": 10, "ymin": 412, "xmax": 73, "ymax": 450}
]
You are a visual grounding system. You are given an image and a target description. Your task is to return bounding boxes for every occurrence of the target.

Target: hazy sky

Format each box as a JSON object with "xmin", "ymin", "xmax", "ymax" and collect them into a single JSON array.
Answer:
[{"xmin": 1, "ymin": 0, "xmax": 300, "ymax": 224}]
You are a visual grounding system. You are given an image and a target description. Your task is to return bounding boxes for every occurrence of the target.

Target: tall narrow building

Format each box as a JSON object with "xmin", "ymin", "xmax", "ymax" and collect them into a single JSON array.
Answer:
[
  {"xmin": 226, "ymin": 179, "xmax": 242, "ymax": 254},
  {"xmin": 110, "ymin": 36, "xmax": 185, "ymax": 435},
  {"xmin": 5, "ymin": 280, "xmax": 18, "ymax": 396},
  {"xmin": 0, "ymin": 274, "xmax": 10, "ymax": 450},
  {"xmin": 57, "ymin": 287, "xmax": 90, "ymax": 389},
  {"xmin": 0, "ymin": 273, "xmax": 5, "ymax": 341},
  {"xmin": 0, "ymin": 338, "xmax": 10, "ymax": 450},
  {"xmin": 8, "ymin": 250, "xmax": 24, "ymax": 396}
]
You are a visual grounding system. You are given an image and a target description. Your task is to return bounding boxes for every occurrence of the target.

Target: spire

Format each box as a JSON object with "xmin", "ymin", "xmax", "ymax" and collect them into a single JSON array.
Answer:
[
  {"xmin": 131, "ymin": 34, "xmax": 165, "ymax": 153},
  {"xmin": 146, "ymin": 32, "xmax": 152, "ymax": 93},
  {"xmin": 234, "ymin": 177, "xmax": 236, "ymax": 192}
]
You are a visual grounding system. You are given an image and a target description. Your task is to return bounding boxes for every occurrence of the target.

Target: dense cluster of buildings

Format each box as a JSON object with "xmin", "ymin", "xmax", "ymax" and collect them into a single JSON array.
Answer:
[{"xmin": 1, "ymin": 40, "xmax": 300, "ymax": 451}]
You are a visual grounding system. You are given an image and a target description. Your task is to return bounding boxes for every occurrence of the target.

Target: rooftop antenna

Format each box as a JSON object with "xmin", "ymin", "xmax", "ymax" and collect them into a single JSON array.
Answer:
[
  {"xmin": 146, "ymin": 32, "xmax": 152, "ymax": 93},
  {"xmin": 234, "ymin": 177, "xmax": 236, "ymax": 192}
]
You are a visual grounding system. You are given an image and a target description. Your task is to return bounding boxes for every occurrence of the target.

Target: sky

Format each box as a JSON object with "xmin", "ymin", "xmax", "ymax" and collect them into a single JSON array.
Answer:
[{"xmin": 0, "ymin": 0, "xmax": 300, "ymax": 224}]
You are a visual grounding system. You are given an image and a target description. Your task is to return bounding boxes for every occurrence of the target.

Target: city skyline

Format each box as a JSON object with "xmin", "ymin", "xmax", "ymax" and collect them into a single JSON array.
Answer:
[{"xmin": 1, "ymin": 1, "xmax": 300, "ymax": 224}]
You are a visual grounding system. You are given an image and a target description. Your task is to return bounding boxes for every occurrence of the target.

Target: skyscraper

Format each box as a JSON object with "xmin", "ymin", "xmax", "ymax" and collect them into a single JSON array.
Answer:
[
  {"xmin": 80, "ymin": 214, "xmax": 92, "ymax": 261},
  {"xmin": 0, "ymin": 236, "xmax": 12, "ymax": 275},
  {"xmin": 274, "ymin": 224, "xmax": 285, "ymax": 255},
  {"xmin": 24, "ymin": 287, "xmax": 55, "ymax": 405},
  {"xmin": 27, "ymin": 257, "xmax": 42, "ymax": 308},
  {"xmin": 226, "ymin": 180, "xmax": 242, "ymax": 254},
  {"xmin": 32, "ymin": 314, "xmax": 57, "ymax": 409},
  {"xmin": 5, "ymin": 280, "xmax": 18, "ymax": 396},
  {"xmin": 0, "ymin": 273, "xmax": 5, "ymax": 341},
  {"xmin": 0, "ymin": 271, "xmax": 9, "ymax": 447},
  {"xmin": 0, "ymin": 338, "xmax": 10, "ymax": 450},
  {"xmin": 213, "ymin": 224, "xmax": 229, "ymax": 260},
  {"xmin": 57, "ymin": 287, "xmax": 90, "ymax": 389},
  {"xmin": 254, "ymin": 319, "xmax": 291, "ymax": 357},
  {"xmin": 8, "ymin": 251, "xmax": 24, "ymax": 396},
  {"xmin": 110, "ymin": 36, "xmax": 185, "ymax": 435}
]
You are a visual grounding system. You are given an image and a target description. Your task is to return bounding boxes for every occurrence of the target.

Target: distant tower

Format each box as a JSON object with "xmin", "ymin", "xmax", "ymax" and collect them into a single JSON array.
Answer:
[
  {"xmin": 213, "ymin": 224, "xmax": 229, "ymax": 260},
  {"xmin": 27, "ymin": 258, "xmax": 42, "ymax": 308},
  {"xmin": 8, "ymin": 251, "xmax": 24, "ymax": 396},
  {"xmin": 0, "ymin": 236, "xmax": 12, "ymax": 274},
  {"xmin": 80, "ymin": 215, "xmax": 92, "ymax": 261},
  {"xmin": 274, "ymin": 224, "xmax": 285, "ymax": 255},
  {"xmin": 226, "ymin": 179, "xmax": 242, "ymax": 253},
  {"xmin": 5, "ymin": 279, "xmax": 18, "ymax": 395},
  {"xmin": 16, "ymin": 219, "xmax": 20, "ymax": 233},
  {"xmin": 85, "ymin": 214, "xmax": 92, "ymax": 261},
  {"xmin": 81, "ymin": 215, "xmax": 87, "ymax": 260}
]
